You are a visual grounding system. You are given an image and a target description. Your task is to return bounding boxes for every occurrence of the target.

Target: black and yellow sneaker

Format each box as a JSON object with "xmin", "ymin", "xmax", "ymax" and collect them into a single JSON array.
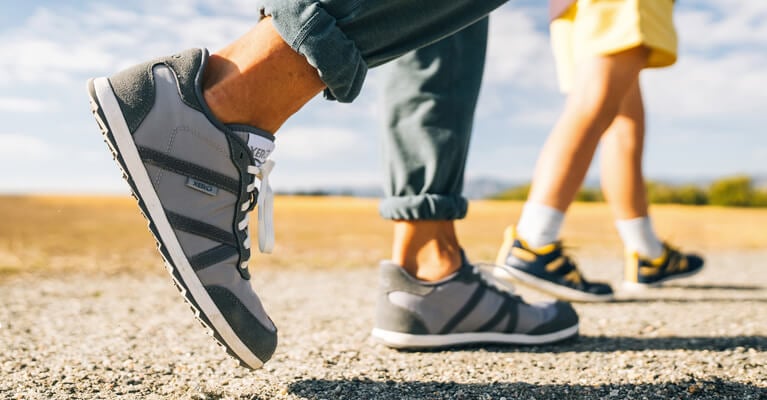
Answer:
[
  {"xmin": 493, "ymin": 227, "xmax": 614, "ymax": 302},
  {"xmin": 623, "ymin": 243, "xmax": 704, "ymax": 289}
]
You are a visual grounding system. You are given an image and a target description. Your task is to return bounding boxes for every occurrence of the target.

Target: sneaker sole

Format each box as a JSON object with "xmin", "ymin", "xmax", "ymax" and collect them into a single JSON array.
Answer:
[
  {"xmin": 622, "ymin": 265, "xmax": 705, "ymax": 291},
  {"xmin": 493, "ymin": 265, "xmax": 614, "ymax": 303},
  {"xmin": 87, "ymin": 77, "xmax": 264, "ymax": 370},
  {"xmin": 370, "ymin": 324, "xmax": 578, "ymax": 350}
]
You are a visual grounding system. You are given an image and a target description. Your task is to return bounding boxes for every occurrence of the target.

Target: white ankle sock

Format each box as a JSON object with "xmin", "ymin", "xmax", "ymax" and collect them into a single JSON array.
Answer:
[
  {"xmin": 516, "ymin": 202, "xmax": 565, "ymax": 248},
  {"xmin": 615, "ymin": 216, "xmax": 664, "ymax": 259}
]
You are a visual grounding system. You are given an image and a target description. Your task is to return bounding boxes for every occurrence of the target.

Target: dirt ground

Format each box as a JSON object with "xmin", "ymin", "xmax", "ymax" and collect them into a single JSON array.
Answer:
[{"xmin": 1, "ymin": 196, "xmax": 765, "ymax": 399}]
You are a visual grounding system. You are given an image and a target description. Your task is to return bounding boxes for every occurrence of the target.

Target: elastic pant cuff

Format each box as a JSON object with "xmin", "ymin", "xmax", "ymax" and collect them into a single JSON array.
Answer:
[
  {"xmin": 260, "ymin": 0, "xmax": 366, "ymax": 102},
  {"xmin": 379, "ymin": 195, "xmax": 468, "ymax": 220}
]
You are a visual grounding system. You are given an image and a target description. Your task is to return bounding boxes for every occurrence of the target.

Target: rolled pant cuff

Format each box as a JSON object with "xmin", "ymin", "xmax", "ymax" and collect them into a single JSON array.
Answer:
[
  {"xmin": 379, "ymin": 195, "xmax": 468, "ymax": 220},
  {"xmin": 260, "ymin": 0, "xmax": 366, "ymax": 102}
]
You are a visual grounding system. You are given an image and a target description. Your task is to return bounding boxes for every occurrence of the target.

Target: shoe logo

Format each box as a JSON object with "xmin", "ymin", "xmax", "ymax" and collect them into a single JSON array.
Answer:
[
  {"xmin": 251, "ymin": 147, "xmax": 271, "ymax": 162},
  {"xmin": 247, "ymin": 134, "xmax": 275, "ymax": 164},
  {"xmin": 186, "ymin": 177, "xmax": 219, "ymax": 196}
]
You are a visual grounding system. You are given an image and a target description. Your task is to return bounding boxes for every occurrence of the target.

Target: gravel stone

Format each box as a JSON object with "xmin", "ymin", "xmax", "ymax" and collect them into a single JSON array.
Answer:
[{"xmin": 1, "ymin": 252, "xmax": 765, "ymax": 399}]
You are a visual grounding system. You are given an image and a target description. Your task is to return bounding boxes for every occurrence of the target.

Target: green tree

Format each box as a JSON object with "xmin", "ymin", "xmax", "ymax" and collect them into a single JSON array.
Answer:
[
  {"xmin": 646, "ymin": 181, "xmax": 677, "ymax": 204},
  {"xmin": 491, "ymin": 184, "xmax": 531, "ymax": 201},
  {"xmin": 673, "ymin": 185, "xmax": 709, "ymax": 205},
  {"xmin": 749, "ymin": 188, "xmax": 767, "ymax": 207},
  {"xmin": 574, "ymin": 187, "xmax": 603, "ymax": 202},
  {"xmin": 708, "ymin": 175, "xmax": 755, "ymax": 207}
]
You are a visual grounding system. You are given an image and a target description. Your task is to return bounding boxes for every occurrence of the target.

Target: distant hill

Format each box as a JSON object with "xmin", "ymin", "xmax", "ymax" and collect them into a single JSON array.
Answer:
[
  {"xmin": 276, "ymin": 175, "xmax": 767, "ymax": 200},
  {"xmin": 462, "ymin": 177, "xmax": 520, "ymax": 199},
  {"xmin": 276, "ymin": 176, "xmax": 518, "ymax": 199}
]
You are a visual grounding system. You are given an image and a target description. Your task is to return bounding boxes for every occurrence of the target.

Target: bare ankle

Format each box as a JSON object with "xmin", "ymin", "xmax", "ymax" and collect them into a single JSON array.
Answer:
[
  {"xmin": 199, "ymin": 18, "xmax": 325, "ymax": 133},
  {"xmin": 391, "ymin": 220, "xmax": 463, "ymax": 282}
]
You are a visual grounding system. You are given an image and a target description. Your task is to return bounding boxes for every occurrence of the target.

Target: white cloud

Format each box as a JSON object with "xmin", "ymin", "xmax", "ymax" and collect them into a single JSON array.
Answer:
[
  {"xmin": 485, "ymin": 9, "xmax": 558, "ymax": 91},
  {"xmin": 0, "ymin": 134, "xmax": 52, "ymax": 160},
  {"xmin": 641, "ymin": 2, "xmax": 767, "ymax": 120},
  {"xmin": 644, "ymin": 51, "xmax": 766, "ymax": 120},
  {"xmin": 509, "ymin": 107, "xmax": 561, "ymax": 129},
  {"xmin": 0, "ymin": 0, "xmax": 764, "ymax": 194},
  {"xmin": 270, "ymin": 170, "xmax": 381, "ymax": 191},
  {"xmin": 676, "ymin": 1, "xmax": 767, "ymax": 51},
  {"xmin": 0, "ymin": 97, "xmax": 49, "ymax": 113},
  {"xmin": 0, "ymin": 1, "xmax": 258, "ymax": 88},
  {"xmin": 272, "ymin": 126, "xmax": 364, "ymax": 161},
  {"xmin": 466, "ymin": 143, "xmax": 542, "ymax": 181}
]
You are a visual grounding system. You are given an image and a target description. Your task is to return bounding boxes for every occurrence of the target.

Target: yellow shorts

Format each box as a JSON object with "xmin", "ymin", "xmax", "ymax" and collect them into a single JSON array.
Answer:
[{"xmin": 550, "ymin": 0, "xmax": 677, "ymax": 92}]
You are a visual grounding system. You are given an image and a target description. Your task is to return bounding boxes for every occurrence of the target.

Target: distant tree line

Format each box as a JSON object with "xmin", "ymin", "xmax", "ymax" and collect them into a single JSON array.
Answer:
[{"xmin": 491, "ymin": 175, "xmax": 767, "ymax": 207}]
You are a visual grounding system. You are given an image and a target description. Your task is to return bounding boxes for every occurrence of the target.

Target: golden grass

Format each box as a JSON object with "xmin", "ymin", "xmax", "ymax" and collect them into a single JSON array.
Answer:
[{"xmin": 1, "ymin": 195, "xmax": 766, "ymax": 277}]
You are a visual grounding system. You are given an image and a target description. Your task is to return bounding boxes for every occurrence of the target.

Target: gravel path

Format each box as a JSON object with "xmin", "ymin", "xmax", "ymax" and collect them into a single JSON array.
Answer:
[{"xmin": 1, "ymin": 252, "xmax": 766, "ymax": 399}]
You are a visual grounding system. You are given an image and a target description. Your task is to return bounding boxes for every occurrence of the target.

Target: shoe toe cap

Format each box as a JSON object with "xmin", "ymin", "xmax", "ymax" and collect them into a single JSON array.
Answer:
[
  {"xmin": 686, "ymin": 254, "xmax": 705, "ymax": 271},
  {"xmin": 529, "ymin": 300, "xmax": 579, "ymax": 335},
  {"xmin": 586, "ymin": 282, "xmax": 614, "ymax": 296},
  {"xmin": 206, "ymin": 285, "xmax": 278, "ymax": 366}
]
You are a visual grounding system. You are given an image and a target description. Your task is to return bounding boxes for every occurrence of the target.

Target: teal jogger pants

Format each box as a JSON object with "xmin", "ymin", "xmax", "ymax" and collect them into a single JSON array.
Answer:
[
  {"xmin": 258, "ymin": 1, "xmax": 495, "ymax": 219},
  {"xmin": 260, "ymin": 0, "xmax": 502, "ymax": 102},
  {"xmin": 379, "ymin": 20, "xmax": 488, "ymax": 220}
]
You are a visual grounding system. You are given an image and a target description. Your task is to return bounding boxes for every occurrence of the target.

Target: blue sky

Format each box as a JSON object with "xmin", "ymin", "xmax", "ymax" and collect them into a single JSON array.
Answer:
[{"xmin": 0, "ymin": 0, "xmax": 765, "ymax": 193}]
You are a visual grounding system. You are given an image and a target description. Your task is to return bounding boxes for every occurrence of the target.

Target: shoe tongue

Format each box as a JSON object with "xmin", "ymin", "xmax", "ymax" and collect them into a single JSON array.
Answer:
[{"xmin": 229, "ymin": 125, "xmax": 275, "ymax": 166}]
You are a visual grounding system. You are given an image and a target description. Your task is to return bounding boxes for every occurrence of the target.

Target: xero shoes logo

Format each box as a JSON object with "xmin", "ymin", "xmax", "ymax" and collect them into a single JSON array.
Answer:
[{"xmin": 186, "ymin": 177, "xmax": 219, "ymax": 196}]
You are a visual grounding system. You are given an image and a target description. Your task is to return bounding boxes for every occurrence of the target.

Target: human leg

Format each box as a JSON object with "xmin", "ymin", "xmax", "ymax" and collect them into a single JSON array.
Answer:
[
  {"xmin": 202, "ymin": 19, "xmax": 326, "ymax": 133},
  {"xmin": 599, "ymin": 80, "xmax": 664, "ymax": 260},
  {"xmin": 260, "ymin": 0, "xmax": 507, "ymax": 102},
  {"xmin": 499, "ymin": 0, "xmax": 702, "ymax": 298},
  {"xmin": 494, "ymin": 48, "xmax": 648, "ymax": 302},
  {"xmin": 372, "ymin": 19, "xmax": 579, "ymax": 347},
  {"xmin": 524, "ymin": 46, "xmax": 649, "ymax": 216},
  {"xmin": 599, "ymin": 80, "xmax": 648, "ymax": 221},
  {"xmin": 602, "ymin": 83, "xmax": 705, "ymax": 289},
  {"xmin": 496, "ymin": 0, "xmax": 653, "ymax": 302},
  {"xmin": 87, "ymin": 0, "xmax": 509, "ymax": 368},
  {"xmin": 524, "ymin": 0, "xmax": 677, "ymax": 218},
  {"xmin": 381, "ymin": 18, "xmax": 488, "ymax": 282}
]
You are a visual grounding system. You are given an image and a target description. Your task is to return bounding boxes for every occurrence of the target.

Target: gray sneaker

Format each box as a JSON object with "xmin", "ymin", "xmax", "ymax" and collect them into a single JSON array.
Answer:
[
  {"xmin": 86, "ymin": 48, "xmax": 277, "ymax": 369},
  {"xmin": 372, "ymin": 254, "xmax": 579, "ymax": 349}
]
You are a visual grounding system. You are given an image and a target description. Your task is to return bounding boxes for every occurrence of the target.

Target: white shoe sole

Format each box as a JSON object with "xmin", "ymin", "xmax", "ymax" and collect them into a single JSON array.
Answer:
[
  {"xmin": 88, "ymin": 77, "xmax": 264, "ymax": 369},
  {"xmin": 622, "ymin": 266, "xmax": 705, "ymax": 291},
  {"xmin": 493, "ymin": 265, "xmax": 614, "ymax": 303},
  {"xmin": 371, "ymin": 324, "xmax": 579, "ymax": 349}
]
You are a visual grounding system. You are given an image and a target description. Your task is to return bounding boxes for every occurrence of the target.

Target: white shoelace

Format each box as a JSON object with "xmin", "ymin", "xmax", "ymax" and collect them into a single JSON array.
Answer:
[{"xmin": 237, "ymin": 160, "xmax": 275, "ymax": 268}]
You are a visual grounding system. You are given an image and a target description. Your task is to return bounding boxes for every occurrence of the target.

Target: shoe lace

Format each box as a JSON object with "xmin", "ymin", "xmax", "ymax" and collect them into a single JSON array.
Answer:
[{"xmin": 237, "ymin": 159, "xmax": 275, "ymax": 268}]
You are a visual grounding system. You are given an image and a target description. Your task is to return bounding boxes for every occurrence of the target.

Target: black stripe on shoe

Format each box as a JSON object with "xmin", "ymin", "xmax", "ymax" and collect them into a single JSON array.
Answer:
[
  {"xmin": 165, "ymin": 211, "xmax": 238, "ymax": 248},
  {"xmin": 478, "ymin": 296, "xmax": 513, "ymax": 332},
  {"xmin": 137, "ymin": 146, "xmax": 241, "ymax": 194},
  {"xmin": 188, "ymin": 244, "xmax": 239, "ymax": 270},
  {"xmin": 504, "ymin": 301, "xmax": 519, "ymax": 333},
  {"xmin": 477, "ymin": 296, "xmax": 516, "ymax": 332},
  {"xmin": 439, "ymin": 284, "xmax": 486, "ymax": 334}
]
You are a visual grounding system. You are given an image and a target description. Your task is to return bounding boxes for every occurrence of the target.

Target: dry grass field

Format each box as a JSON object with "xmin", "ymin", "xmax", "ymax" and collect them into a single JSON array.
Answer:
[{"xmin": 1, "ymin": 195, "xmax": 766, "ymax": 278}]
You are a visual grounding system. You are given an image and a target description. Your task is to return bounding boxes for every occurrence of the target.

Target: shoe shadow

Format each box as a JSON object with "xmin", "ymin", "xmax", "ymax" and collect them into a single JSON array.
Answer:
[
  {"xmin": 287, "ymin": 378, "xmax": 763, "ymax": 400},
  {"xmin": 611, "ymin": 297, "xmax": 767, "ymax": 304},
  {"xmin": 661, "ymin": 283, "xmax": 765, "ymax": 291},
  {"xmin": 550, "ymin": 335, "xmax": 767, "ymax": 353},
  {"xmin": 395, "ymin": 335, "xmax": 766, "ymax": 354}
]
